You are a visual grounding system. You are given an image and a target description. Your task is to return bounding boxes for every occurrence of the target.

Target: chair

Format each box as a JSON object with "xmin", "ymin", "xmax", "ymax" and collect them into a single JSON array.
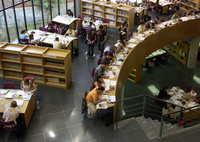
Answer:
[
  {"xmin": 19, "ymin": 38, "xmax": 27, "ymax": 44},
  {"xmin": 39, "ymin": 27, "xmax": 46, "ymax": 31},
  {"xmin": 81, "ymin": 91, "xmax": 88, "ymax": 118},
  {"xmin": 103, "ymin": 19, "xmax": 109, "ymax": 31},
  {"xmin": 97, "ymin": 58, "xmax": 102, "ymax": 65},
  {"xmin": 159, "ymin": 18, "xmax": 165, "ymax": 23},
  {"xmin": 161, "ymin": 55, "xmax": 169, "ymax": 62},
  {"xmin": 91, "ymin": 68, "xmax": 96, "ymax": 79},
  {"xmin": 103, "ymin": 51, "xmax": 108, "ymax": 56},
  {"xmin": 31, "ymin": 31, "xmax": 35, "ymax": 34},
  {"xmin": 78, "ymin": 15, "xmax": 84, "ymax": 19},
  {"xmin": 28, "ymin": 41, "xmax": 35, "ymax": 45},
  {"xmin": 3, "ymin": 82, "xmax": 15, "ymax": 89},
  {"xmin": 149, "ymin": 2, "xmax": 155, "ymax": 10},
  {"xmin": 168, "ymin": 15, "xmax": 172, "ymax": 20},
  {"xmin": 178, "ymin": 13, "xmax": 181, "ymax": 17},
  {"xmin": 0, "ymin": 120, "xmax": 20, "ymax": 142},
  {"xmin": 148, "ymin": 58, "xmax": 156, "ymax": 68}
]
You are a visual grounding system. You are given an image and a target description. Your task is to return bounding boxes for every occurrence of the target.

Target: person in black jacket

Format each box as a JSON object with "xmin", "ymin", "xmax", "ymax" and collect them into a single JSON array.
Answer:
[{"xmin": 158, "ymin": 86, "xmax": 169, "ymax": 100}]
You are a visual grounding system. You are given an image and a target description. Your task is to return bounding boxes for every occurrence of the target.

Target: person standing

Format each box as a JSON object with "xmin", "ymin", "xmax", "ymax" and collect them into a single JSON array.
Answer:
[
  {"xmin": 97, "ymin": 25, "xmax": 107, "ymax": 57},
  {"xmin": 86, "ymin": 29, "xmax": 97, "ymax": 58}
]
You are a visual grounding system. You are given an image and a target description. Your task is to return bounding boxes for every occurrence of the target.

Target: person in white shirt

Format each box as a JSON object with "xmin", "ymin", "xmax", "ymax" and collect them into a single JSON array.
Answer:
[
  {"xmin": 3, "ymin": 101, "xmax": 20, "ymax": 125},
  {"xmin": 187, "ymin": 88, "xmax": 197, "ymax": 99}
]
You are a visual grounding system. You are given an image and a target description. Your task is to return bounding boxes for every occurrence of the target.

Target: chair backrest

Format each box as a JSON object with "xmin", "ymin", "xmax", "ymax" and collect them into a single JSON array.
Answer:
[
  {"xmin": 0, "ymin": 120, "xmax": 17, "ymax": 130},
  {"xmin": 103, "ymin": 51, "xmax": 108, "ymax": 56},
  {"xmin": 19, "ymin": 38, "xmax": 27, "ymax": 43},
  {"xmin": 97, "ymin": 58, "xmax": 102, "ymax": 65},
  {"xmin": 78, "ymin": 15, "xmax": 84, "ymax": 19},
  {"xmin": 31, "ymin": 31, "xmax": 35, "ymax": 34},
  {"xmin": 179, "ymin": 13, "xmax": 181, "ymax": 17},
  {"xmin": 24, "ymin": 77, "xmax": 35, "ymax": 84},
  {"xmin": 159, "ymin": 18, "xmax": 165, "ymax": 22},
  {"xmin": 168, "ymin": 15, "xmax": 172, "ymax": 20},
  {"xmin": 81, "ymin": 91, "xmax": 88, "ymax": 114},
  {"xmin": 91, "ymin": 68, "xmax": 96, "ymax": 78},
  {"xmin": 75, "ymin": 31, "xmax": 78, "ymax": 37},
  {"xmin": 3, "ymin": 82, "xmax": 15, "ymax": 89},
  {"xmin": 103, "ymin": 19, "xmax": 109, "ymax": 23}
]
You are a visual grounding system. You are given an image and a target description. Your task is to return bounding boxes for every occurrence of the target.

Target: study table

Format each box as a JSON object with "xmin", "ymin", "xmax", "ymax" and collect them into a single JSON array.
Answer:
[
  {"xmin": 167, "ymin": 87, "xmax": 200, "ymax": 121},
  {"xmin": 52, "ymin": 15, "xmax": 80, "ymax": 30},
  {"xmin": 113, "ymin": 14, "xmax": 200, "ymax": 122},
  {"xmin": 149, "ymin": 0, "xmax": 175, "ymax": 14},
  {"xmin": 28, "ymin": 30, "xmax": 78, "ymax": 52},
  {"xmin": 134, "ymin": 7, "xmax": 148, "ymax": 20},
  {"xmin": 0, "ymin": 89, "xmax": 36, "ymax": 128}
]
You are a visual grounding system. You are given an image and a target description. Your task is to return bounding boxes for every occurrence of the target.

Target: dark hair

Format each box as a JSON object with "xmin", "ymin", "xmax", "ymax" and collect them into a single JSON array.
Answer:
[
  {"xmin": 89, "ymin": 22, "xmax": 93, "ymax": 26},
  {"xmin": 108, "ymin": 52, "xmax": 113, "ymax": 58},
  {"xmin": 29, "ymin": 34, "xmax": 34, "ymax": 41},
  {"xmin": 93, "ymin": 75, "xmax": 103, "ymax": 84},
  {"xmin": 122, "ymin": 21, "xmax": 127, "ymax": 27},
  {"xmin": 140, "ymin": 21, "xmax": 145, "ymax": 25},
  {"xmin": 91, "ymin": 14, "xmax": 95, "ymax": 20},
  {"xmin": 21, "ymin": 29, "xmax": 26, "ymax": 34},
  {"xmin": 156, "ymin": 15, "xmax": 159, "ymax": 20},
  {"xmin": 55, "ymin": 37, "xmax": 59, "ymax": 41},
  {"xmin": 68, "ymin": 26, "xmax": 72, "ymax": 29},
  {"xmin": 182, "ymin": 101, "xmax": 186, "ymax": 105},
  {"xmin": 99, "ymin": 25, "xmax": 103, "ymax": 29},
  {"xmin": 110, "ymin": 46, "xmax": 117, "ymax": 51},
  {"xmin": 59, "ymin": 25, "xmax": 63, "ymax": 28},
  {"xmin": 89, "ymin": 29, "xmax": 95, "ymax": 36},
  {"xmin": 67, "ymin": 9, "xmax": 72, "ymax": 13},
  {"xmin": 97, "ymin": 86, "xmax": 105, "ymax": 91},
  {"xmin": 24, "ymin": 78, "xmax": 29, "ymax": 85},
  {"xmin": 163, "ymin": 86, "xmax": 168, "ymax": 90},
  {"xmin": 11, "ymin": 101, "xmax": 17, "ymax": 107}
]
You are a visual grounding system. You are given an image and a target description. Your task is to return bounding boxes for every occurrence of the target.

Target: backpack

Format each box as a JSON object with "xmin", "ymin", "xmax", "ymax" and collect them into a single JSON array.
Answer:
[{"xmin": 102, "ymin": 113, "xmax": 113, "ymax": 127}]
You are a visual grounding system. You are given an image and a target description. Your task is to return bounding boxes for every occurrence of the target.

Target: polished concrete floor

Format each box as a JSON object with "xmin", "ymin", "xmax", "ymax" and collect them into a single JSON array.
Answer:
[{"xmin": 1, "ymin": 10, "xmax": 200, "ymax": 142}]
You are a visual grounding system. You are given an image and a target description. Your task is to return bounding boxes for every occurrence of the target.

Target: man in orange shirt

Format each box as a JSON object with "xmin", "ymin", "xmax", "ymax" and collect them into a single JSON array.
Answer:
[{"xmin": 86, "ymin": 86, "xmax": 106, "ymax": 117}]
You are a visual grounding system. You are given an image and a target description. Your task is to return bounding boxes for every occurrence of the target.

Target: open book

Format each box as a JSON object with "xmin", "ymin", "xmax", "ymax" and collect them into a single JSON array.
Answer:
[{"xmin": 96, "ymin": 101, "xmax": 107, "ymax": 109}]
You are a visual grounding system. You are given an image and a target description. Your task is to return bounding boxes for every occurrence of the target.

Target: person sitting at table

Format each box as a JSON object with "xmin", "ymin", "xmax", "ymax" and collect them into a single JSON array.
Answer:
[
  {"xmin": 101, "ymin": 52, "xmax": 114, "ymax": 65},
  {"xmin": 64, "ymin": 27, "xmax": 75, "ymax": 37},
  {"xmin": 76, "ymin": 19, "xmax": 86, "ymax": 36},
  {"xmin": 186, "ymin": 9, "xmax": 194, "ymax": 16},
  {"xmin": 20, "ymin": 29, "xmax": 28, "ymax": 44},
  {"xmin": 162, "ymin": 100, "xmax": 178, "ymax": 120},
  {"xmin": 187, "ymin": 88, "xmax": 197, "ymax": 99},
  {"xmin": 109, "ymin": 46, "xmax": 118, "ymax": 58},
  {"xmin": 94, "ymin": 63, "xmax": 109, "ymax": 79},
  {"xmin": 86, "ymin": 86, "xmax": 106, "ymax": 118},
  {"xmin": 145, "ymin": 20, "xmax": 155, "ymax": 29},
  {"xmin": 171, "ymin": 12, "xmax": 180, "ymax": 20},
  {"xmin": 46, "ymin": 23, "xmax": 55, "ymax": 33},
  {"xmin": 92, "ymin": 75, "xmax": 105, "ymax": 89},
  {"xmin": 21, "ymin": 77, "xmax": 34, "ymax": 92},
  {"xmin": 193, "ymin": 8, "xmax": 200, "ymax": 15},
  {"xmin": 67, "ymin": 9, "xmax": 73, "ymax": 17},
  {"xmin": 28, "ymin": 34, "xmax": 41, "ymax": 46},
  {"xmin": 158, "ymin": 86, "xmax": 169, "ymax": 100},
  {"xmin": 2, "ymin": 101, "xmax": 20, "ymax": 125},
  {"xmin": 86, "ymin": 22, "xmax": 96, "ymax": 34},
  {"xmin": 154, "ymin": 16, "xmax": 161, "ymax": 24},
  {"xmin": 57, "ymin": 25, "xmax": 66, "ymax": 35},
  {"xmin": 115, "ymin": 41, "xmax": 125, "ymax": 51},
  {"xmin": 194, "ymin": 96, "xmax": 200, "ymax": 104},
  {"xmin": 140, "ymin": 1, "xmax": 148, "ymax": 8},
  {"xmin": 119, "ymin": 21, "xmax": 128, "ymax": 33},
  {"xmin": 53, "ymin": 37, "xmax": 66, "ymax": 49},
  {"xmin": 137, "ymin": 21, "xmax": 146, "ymax": 33},
  {"xmin": 90, "ymin": 14, "xmax": 96, "ymax": 22}
]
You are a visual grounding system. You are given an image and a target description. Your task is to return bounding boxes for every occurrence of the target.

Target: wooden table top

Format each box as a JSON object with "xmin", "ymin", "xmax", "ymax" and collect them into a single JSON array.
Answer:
[
  {"xmin": 0, "ymin": 89, "xmax": 33, "ymax": 114},
  {"xmin": 52, "ymin": 15, "xmax": 79, "ymax": 25}
]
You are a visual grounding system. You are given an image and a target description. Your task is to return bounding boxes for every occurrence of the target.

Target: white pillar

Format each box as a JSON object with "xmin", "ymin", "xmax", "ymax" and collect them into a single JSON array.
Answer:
[{"xmin": 187, "ymin": 36, "xmax": 200, "ymax": 68}]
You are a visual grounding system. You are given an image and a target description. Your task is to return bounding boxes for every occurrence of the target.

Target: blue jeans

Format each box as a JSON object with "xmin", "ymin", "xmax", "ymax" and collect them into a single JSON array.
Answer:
[{"xmin": 97, "ymin": 41, "xmax": 105, "ymax": 57}]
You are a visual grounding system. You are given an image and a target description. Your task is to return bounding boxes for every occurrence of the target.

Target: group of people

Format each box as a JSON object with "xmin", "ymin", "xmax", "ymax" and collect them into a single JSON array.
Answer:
[
  {"xmin": 1, "ymin": 78, "xmax": 35, "ymax": 126},
  {"xmin": 158, "ymin": 86, "xmax": 200, "ymax": 121}
]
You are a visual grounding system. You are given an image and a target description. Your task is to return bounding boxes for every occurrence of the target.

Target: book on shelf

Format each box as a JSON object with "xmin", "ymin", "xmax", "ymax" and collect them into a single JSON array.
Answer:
[{"xmin": 117, "ymin": 10, "xmax": 128, "ymax": 16}]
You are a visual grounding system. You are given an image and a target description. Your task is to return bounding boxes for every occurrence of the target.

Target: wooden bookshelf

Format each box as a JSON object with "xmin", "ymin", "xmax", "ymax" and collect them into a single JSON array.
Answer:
[
  {"xmin": 180, "ymin": 0, "xmax": 200, "ymax": 12},
  {"xmin": 0, "ymin": 43, "xmax": 72, "ymax": 89},
  {"xmin": 164, "ymin": 40, "xmax": 190, "ymax": 65},
  {"xmin": 81, "ymin": 0, "xmax": 135, "ymax": 31}
]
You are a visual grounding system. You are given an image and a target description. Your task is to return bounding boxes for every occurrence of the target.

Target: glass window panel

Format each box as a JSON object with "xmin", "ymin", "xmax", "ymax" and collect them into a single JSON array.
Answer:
[
  {"xmin": 0, "ymin": 1, "xmax": 3, "ymax": 10},
  {"xmin": 0, "ymin": 11, "xmax": 8, "ymax": 42},
  {"xmin": 68, "ymin": 0, "xmax": 74, "ymax": 16},
  {"xmin": 51, "ymin": 0, "xmax": 58, "ymax": 18},
  {"xmin": 60, "ymin": 0, "xmax": 66, "ymax": 16},
  {"xmin": 24, "ymin": 2, "xmax": 35, "ymax": 30},
  {"xmin": 14, "ymin": 0, "xmax": 22, "ymax": 5},
  {"xmin": 5, "ymin": 8, "xmax": 18, "ymax": 42},
  {"xmin": 15, "ymin": 4, "xmax": 25, "ymax": 35}
]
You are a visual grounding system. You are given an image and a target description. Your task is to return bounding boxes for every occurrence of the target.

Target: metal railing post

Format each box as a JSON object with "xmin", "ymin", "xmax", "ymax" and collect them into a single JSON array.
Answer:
[
  {"xmin": 159, "ymin": 116, "xmax": 164, "ymax": 138},
  {"xmin": 177, "ymin": 112, "xmax": 181, "ymax": 127},
  {"xmin": 142, "ymin": 96, "xmax": 146, "ymax": 116}
]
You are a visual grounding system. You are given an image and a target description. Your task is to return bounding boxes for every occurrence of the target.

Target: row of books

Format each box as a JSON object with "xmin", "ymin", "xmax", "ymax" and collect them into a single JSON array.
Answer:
[
  {"xmin": 47, "ymin": 77, "xmax": 66, "ymax": 83},
  {"xmin": 117, "ymin": 17, "xmax": 126, "ymax": 22},
  {"xmin": 83, "ymin": 3, "xmax": 92, "ymax": 8},
  {"xmin": 5, "ymin": 63, "xmax": 21, "ymax": 69},
  {"xmin": 46, "ymin": 69, "xmax": 65, "ymax": 75},
  {"xmin": 23, "ymin": 56, "xmax": 42, "ymax": 64},
  {"xmin": 83, "ymin": 9, "xmax": 92, "ymax": 14},
  {"xmin": 109, "ymin": 21, "xmax": 116, "ymax": 26},
  {"xmin": 94, "ymin": 11, "xmax": 103, "ymax": 17},
  {"xmin": 117, "ymin": 10, "xmax": 128, "ymax": 16},
  {"xmin": 106, "ymin": 8, "xmax": 116, "ymax": 13},
  {"xmin": 45, "ymin": 60, "xmax": 64, "ymax": 66},
  {"xmin": 6, "ymin": 71, "xmax": 22, "ymax": 77},
  {"xmin": 179, "ymin": 50, "xmax": 187, "ymax": 57},
  {"xmin": 26, "ymin": 74, "xmax": 44, "ymax": 80},
  {"xmin": 94, "ymin": 6, "xmax": 103, "ymax": 11},
  {"xmin": 105, "ymin": 14, "xmax": 116, "ymax": 20},
  {"xmin": 25, "ymin": 65, "xmax": 43, "ymax": 72},
  {"xmin": 84, "ymin": 14, "xmax": 90, "ymax": 19},
  {"xmin": 3, "ymin": 54, "xmax": 20, "ymax": 60}
]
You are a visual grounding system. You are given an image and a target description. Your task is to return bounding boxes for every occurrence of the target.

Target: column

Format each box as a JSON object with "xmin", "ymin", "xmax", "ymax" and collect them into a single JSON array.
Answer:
[
  {"xmin": 187, "ymin": 36, "xmax": 200, "ymax": 68},
  {"xmin": 75, "ymin": 0, "xmax": 81, "ymax": 17}
]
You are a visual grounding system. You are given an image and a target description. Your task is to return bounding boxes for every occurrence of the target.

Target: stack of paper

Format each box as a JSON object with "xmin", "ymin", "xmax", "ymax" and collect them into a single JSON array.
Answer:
[
  {"xmin": 127, "ymin": 43, "xmax": 137, "ymax": 49},
  {"xmin": 98, "ymin": 95, "xmax": 108, "ymax": 100},
  {"xmin": 14, "ymin": 99, "xmax": 24, "ymax": 106},
  {"xmin": 129, "ymin": 38, "xmax": 138, "ymax": 43},
  {"xmin": 5, "ymin": 92, "xmax": 14, "ymax": 99},
  {"xmin": 135, "ymin": 36, "xmax": 145, "ymax": 41},
  {"xmin": 110, "ymin": 96, "xmax": 116, "ymax": 102},
  {"xmin": 110, "ymin": 81, "xmax": 116, "ymax": 86},
  {"xmin": 96, "ymin": 101, "xmax": 107, "ymax": 109},
  {"xmin": 16, "ymin": 91, "xmax": 29, "ymax": 99},
  {"xmin": 1, "ymin": 89, "xmax": 9, "ymax": 95},
  {"xmin": 103, "ymin": 79, "xmax": 110, "ymax": 90},
  {"xmin": 106, "ymin": 71, "xmax": 115, "ymax": 79},
  {"xmin": 116, "ymin": 54, "xmax": 124, "ymax": 60},
  {"xmin": 116, "ymin": 61, "xmax": 122, "ymax": 66},
  {"xmin": 110, "ymin": 66, "xmax": 118, "ymax": 70}
]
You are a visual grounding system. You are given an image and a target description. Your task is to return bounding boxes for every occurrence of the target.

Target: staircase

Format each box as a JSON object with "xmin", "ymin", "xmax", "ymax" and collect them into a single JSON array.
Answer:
[{"xmin": 136, "ymin": 116, "xmax": 184, "ymax": 140}]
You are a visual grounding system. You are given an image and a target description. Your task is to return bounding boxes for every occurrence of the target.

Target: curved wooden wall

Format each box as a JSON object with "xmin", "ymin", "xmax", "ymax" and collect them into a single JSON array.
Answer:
[{"xmin": 115, "ymin": 18, "xmax": 200, "ymax": 101}]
